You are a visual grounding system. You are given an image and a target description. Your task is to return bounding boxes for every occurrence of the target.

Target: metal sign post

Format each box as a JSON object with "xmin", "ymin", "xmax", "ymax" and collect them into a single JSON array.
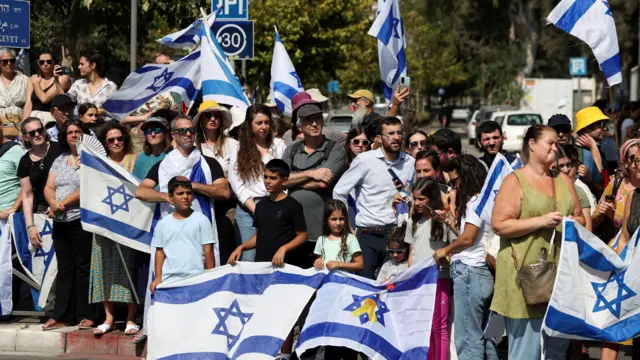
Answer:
[{"xmin": 570, "ymin": 57, "xmax": 587, "ymax": 111}]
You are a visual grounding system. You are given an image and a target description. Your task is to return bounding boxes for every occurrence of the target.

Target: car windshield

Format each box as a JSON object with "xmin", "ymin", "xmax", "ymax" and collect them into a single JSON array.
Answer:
[
  {"xmin": 507, "ymin": 114, "xmax": 542, "ymax": 126},
  {"xmin": 328, "ymin": 116, "xmax": 352, "ymax": 124}
]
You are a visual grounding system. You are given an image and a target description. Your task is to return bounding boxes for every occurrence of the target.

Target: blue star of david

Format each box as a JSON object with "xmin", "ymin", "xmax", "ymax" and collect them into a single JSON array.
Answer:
[
  {"xmin": 147, "ymin": 68, "xmax": 173, "ymax": 92},
  {"xmin": 101, "ymin": 184, "xmax": 134, "ymax": 215},
  {"xmin": 290, "ymin": 71, "xmax": 302, "ymax": 89},
  {"xmin": 592, "ymin": 270, "xmax": 636, "ymax": 318},
  {"xmin": 34, "ymin": 221, "xmax": 55, "ymax": 274},
  {"xmin": 392, "ymin": 18, "xmax": 401, "ymax": 39},
  {"xmin": 40, "ymin": 221, "xmax": 53, "ymax": 237},
  {"xmin": 601, "ymin": 0, "xmax": 612, "ymax": 16},
  {"xmin": 344, "ymin": 293, "xmax": 390, "ymax": 326},
  {"xmin": 212, "ymin": 300, "xmax": 253, "ymax": 349}
]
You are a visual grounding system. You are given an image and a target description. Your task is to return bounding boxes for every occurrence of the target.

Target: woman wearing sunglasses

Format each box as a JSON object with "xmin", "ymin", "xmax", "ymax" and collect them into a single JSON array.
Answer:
[
  {"xmin": 404, "ymin": 130, "xmax": 428, "ymax": 158},
  {"xmin": 193, "ymin": 100, "xmax": 238, "ymax": 177},
  {"xmin": 90, "ymin": 122, "xmax": 139, "ymax": 335},
  {"xmin": 18, "ymin": 117, "xmax": 62, "ymax": 248},
  {"xmin": 22, "ymin": 51, "xmax": 71, "ymax": 124},
  {"xmin": 0, "ymin": 47, "xmax": 28, "ymax": 134}
]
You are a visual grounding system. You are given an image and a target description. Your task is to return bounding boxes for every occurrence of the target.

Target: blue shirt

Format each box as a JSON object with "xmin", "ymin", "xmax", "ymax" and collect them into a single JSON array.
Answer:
[
  {"xmin": 581, "ymin": 147, "xmax": 602, "ymax": 184},
  {"xmin": 151, "ymin": 211, "xmax": 216, "ymax": 282},
  {"xmin": 132, "ymin": 152, "xmax": 166, "ymax": 182}
]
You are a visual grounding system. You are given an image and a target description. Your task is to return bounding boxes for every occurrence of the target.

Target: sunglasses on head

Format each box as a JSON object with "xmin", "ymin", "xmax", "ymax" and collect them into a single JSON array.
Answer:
[
  {"xmin": 38, "ymin": 60, "xmax": 53, "ymax": 65},
  {"xmin": 26, "ymin": 127, "xmax": 45, "ymax": 137},
  {"xmin": 351, "ymin": 139, "xmax": 370, "ymax": 146},
  {"xmin": 0, "ymin": 58, "xmax": 16, "ymax": 65},
  {"xmin": 144, "ymin": 127, "xmax": 165, "ymax": 136},
  {"xmin": 409, "ymin": 140, "xmax": 427, "ymax": 148},
  {"xmin": 386, "ymin": 247, "xmax": 407, "ymax": 255},
  {"xmin": 106, "ymin": 136, "xmax": 124, "ymax": 144},
  {"xmin": 173, "ymin": 127, "xmax": 196, "ymax": 136}
]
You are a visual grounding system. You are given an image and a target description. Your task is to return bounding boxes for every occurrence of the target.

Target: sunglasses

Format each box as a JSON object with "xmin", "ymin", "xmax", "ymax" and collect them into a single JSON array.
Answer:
[
  {"xmin": 448, "ymin": 176, "xmax": 460, "ymax": 188},
  {"xmin": 409, "ymin": 140, "xmax": 427, "ymax": 148},
  {"xmin": 386, "ymin": 247, "xmax": 407, "ymax": 255},
  {"xmin": 26, "ymin": 127, "xmax": 45, "ymax": 137},
  {"xmin": 38, "ymin": 60, "xmax": 53, "ymax": 65},
  {"xmin": 106, "ymin": 136, "xmax": 124, "ymax": 144},
  {"xmin": 0, "ymin": 58, "xmax": 16, "ymax": 65},
  {"xmin": 144, "ymin": 127, "xmax": 165, "ymax": 136},
  {"xmin": 173, "ymin": 127, "xmax": 196, "ymax": 136},
  {"xmin": 351, "ymin": 139, "xmax": 370, "ymax": 147},
  {"xmin": 203, "ymin": 112, "xmax": 218, "ymax": 119}
]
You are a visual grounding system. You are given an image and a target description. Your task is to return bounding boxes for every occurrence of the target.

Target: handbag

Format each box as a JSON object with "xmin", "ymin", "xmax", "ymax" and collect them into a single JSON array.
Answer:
[{"xmin": 510, "ymin": 177, "xmax": 558, "ymax": 306}]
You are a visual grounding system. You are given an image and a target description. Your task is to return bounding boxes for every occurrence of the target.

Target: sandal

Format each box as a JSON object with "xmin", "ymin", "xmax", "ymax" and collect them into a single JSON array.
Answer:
[
  {"xmin": 132, "ymin": 331, "xmax": 147, "ymax": 344},
  {"xmin": 125, "ymin": 322, "xmax": 140, "ymax": 335},
  {"xmin": 93, "ymin": 323, "xmax": 114, "ymax": 335},
  {"xmin": 42, "ymin": 319, "xmax": 68, "ymax": 331},
  {"xmin": 78, "ymin": 319, "xmax": 95, "ymax": 329}
]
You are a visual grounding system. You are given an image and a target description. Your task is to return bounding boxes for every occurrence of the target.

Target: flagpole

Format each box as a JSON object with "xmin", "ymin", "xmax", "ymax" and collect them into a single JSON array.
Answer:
[{"xmin": 116, "ymin": 242, "xmax": 140, "ymax": 305}]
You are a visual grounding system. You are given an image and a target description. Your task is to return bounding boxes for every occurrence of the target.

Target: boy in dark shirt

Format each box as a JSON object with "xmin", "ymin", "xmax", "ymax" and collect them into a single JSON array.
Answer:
[{"xmin": 228, "ymin": 159, "xmax": 307, "ymax": 267}]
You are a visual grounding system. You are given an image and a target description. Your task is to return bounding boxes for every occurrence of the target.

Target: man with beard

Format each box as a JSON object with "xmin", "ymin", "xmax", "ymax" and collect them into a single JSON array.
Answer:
[
  {"xmin": 429, "ymin": 128, "xmax": 462, "ymax": 183},
  {"xmin": 476, "ymin": 121, "xmax": 515, "ymax": 168},
  {"xmin": 334, "ymin": 117, "xmax": 415, "ymax": 279},
  {"xmin": 47, "ymin": 94, "xmax": 75, "ymax": 142}
]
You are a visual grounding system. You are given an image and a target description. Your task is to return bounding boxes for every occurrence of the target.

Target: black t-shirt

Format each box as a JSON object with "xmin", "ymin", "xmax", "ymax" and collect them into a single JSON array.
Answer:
[
  {"xmin": 17, "ymin": 142, "xmax": 62, "ymax": 211},
  {"xmin": 253, "ymin": 195, "xmax": 307, "ymax": 262}
]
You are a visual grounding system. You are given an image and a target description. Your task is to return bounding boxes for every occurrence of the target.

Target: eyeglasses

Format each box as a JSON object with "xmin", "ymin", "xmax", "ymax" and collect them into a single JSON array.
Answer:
[
  {"xmin": 26, "ymin": 127, "xmax": 45, "ymax": 137},
  {"xmin": 173, "ymin": 127, "xmax": 196, "ymax": 136},
  {"xmin": 0, "ymin": 59, "xmax": 16, "ymax": 65},
  {"xmin": 383, "ymin": 130, "xmax": 404, "ymax": 137},
  {"xmin": 144, "ymin": 127, "xmax": 165, "ymax": 136},
  {"xmin": 409, "ymin": 140, "xmax": 427, "ymax": 148},
  {"xmin": 351, "ymin": 139, "xmax": 370, "ymax": 147},
  {"xmin": 386, "ymin": 247, "xmax": 407, "ymax": 255},
  {"xmin": 38, "ymin": 60, "xmax": 53, "ymax": 65},
  {"xmin": 106, "ymin": 136, "xmax": 124, "ymax": 144}
]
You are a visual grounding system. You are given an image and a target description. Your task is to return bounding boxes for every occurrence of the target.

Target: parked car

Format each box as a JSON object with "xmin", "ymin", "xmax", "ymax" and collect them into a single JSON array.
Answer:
[
  {"xmin": 491, "ymin": 110, "xmax": 543, "ymax": 153},
  {"xmin": 452, "ymin": 107, "xmax": 471, "ymax": 122},
  {"xmin": 466, "ymin": 110, "xmax": 480, "ymax": 145},
  {"xmin": 325, "ymin": 112, "xmax": 353, "ymax": 134}
]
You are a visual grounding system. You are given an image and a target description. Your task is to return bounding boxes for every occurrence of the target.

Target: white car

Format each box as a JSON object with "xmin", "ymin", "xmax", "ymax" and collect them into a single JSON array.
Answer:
[
  {"xmin": 491, "ymin": 111, "xmax": 543, "ymax": 153},
  {"xmin": 466, "ymin": 110, "xmax": 480, "ymax": 144}
]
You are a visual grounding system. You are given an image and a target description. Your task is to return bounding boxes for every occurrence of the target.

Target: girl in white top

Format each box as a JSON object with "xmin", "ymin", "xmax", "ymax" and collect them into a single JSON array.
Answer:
[
  {"xmin": 229, "ymin": 104, "xmax": 286, "ymax": 260},
  {"xmin": 193, "ymin": 100, "xmax": 239, "ymax": 177},
  {"xmin": 313, "ymin": 200, "xmax": 363, "ymax": 272}
]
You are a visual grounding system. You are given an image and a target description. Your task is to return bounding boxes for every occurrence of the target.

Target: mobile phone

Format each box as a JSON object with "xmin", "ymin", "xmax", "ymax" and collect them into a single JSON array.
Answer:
[
  {"xmin": 61, "ymin": 66, "xmax": 72, "ymax": 75},
  {"xmin": 605, "ymin": 195, "xmax": 615, "ymax": 203},
  {"xmin": 400, "ymin": 76, "xmax": 410, "ymax": 91},
  {"xmin": 387, "ymin": 169, "xmax": 403, "ymax": 185}
]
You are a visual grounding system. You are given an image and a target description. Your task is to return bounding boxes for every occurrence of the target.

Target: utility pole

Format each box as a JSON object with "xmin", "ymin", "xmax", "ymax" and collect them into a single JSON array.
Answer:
[{"xmin": 130, "ymin": 0, "xmax": 138, "ymax": 72}]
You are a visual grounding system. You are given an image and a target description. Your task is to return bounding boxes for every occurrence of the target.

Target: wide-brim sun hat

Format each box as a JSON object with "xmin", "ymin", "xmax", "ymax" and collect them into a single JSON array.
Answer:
[
  {"xmin": 227, "ymin": 106, "xmax": 248, "ymax": 135},
  {"xmin": 575, "ymin": 106, "xmax": 609, "ymax": 133},
  {"xmin": 306, "ymin": 88, "xmax": 329, "ymax": 103},
  {"xmin": 193, "ymin": 100, "xmax": 232, "ymax": 130}
]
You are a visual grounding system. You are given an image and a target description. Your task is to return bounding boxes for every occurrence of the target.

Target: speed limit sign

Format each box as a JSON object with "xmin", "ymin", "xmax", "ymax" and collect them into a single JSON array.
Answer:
[{"xmin": 212, "ymin": 20, "xmax": 254, "ymax": 60}]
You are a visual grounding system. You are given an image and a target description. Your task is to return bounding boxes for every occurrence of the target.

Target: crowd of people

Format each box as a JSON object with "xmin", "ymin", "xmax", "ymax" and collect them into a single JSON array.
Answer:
[{"xmin": 1, "ymin": 45, "xmax": 640, "ymax": 360}]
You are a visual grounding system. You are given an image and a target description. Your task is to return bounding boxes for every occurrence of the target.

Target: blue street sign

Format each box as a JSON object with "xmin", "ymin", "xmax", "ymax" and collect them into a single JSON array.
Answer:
[
  {"xmin": 327, "ymin": 80, "xmax": 339, "ymax": 93},
  {"xmin": 0, "ymin": 0, "xmax": 30, "ymax": 49},
  {"xmin": 212, "ymin": 21, "xmax": 254, "ymax": 60},
  {"xmin": 569, "ymin": 57, "xmax": 587, "ymax": 76},
  {"xmin": 212, "ymin": 0, "xmax": 248, "ymax": 20}
]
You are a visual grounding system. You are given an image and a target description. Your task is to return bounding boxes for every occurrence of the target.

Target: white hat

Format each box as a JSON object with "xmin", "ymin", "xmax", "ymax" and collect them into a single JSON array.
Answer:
[
  {"xmin": 227, "ymin": 106, "xmax": 247, "ymax": 134},
  {"xmin": 306, "ymin": 88, "xmax": 329, "ymax": 103}
]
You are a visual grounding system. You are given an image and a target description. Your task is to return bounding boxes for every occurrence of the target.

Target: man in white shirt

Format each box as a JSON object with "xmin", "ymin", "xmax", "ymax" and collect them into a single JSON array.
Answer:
[{"xmin": 333, "ymin": 116, "xmax": 415, "ymax": 279}]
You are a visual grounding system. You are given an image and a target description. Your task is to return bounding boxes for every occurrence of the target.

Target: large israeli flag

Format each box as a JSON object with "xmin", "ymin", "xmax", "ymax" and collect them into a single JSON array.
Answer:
[
  {"xmin": 102, "ymin": 50, "xmax": 201, "ymax": 120},
  {"xmin": 201, "ymin": 26, "xmax": 250, "ymax": 107},
  {"xmin": 147, "ymin": 262, "xmax": 325, "ymax": 360},
  {"xmin": 295, "ymin": 260, "xmax": 438, "ymax": 359},
  {"xmin": 156, "ymin": 12, "xmax": 216, "ymax": 49},
  {"xmin": 79, "ymin": 144, "xmax": 155, "ymax": 254},
  {"xmin": 475, "ymin": 153, "xmax": 514, "ymax": 223},
  {"xmin": 542, "ymin": 219, "xmax": 640, "ymax": 342},
  {"xmin": 269, "ymin": 27, "xmax": 304, "ymax": 117},
  {"xmin": 547, "ymin": 0, "xmax": 621, "ymax": 86},
  {"xmin": 0, "ymin": 220, "xmax": 11, "ymax": 316},
  {"xmin": 9, "ymin": 213, "xmax": 57, "ymax": 310},
  {"xmin": 368, "ymin": 0, "xmax": 407, "ymax": 100}
]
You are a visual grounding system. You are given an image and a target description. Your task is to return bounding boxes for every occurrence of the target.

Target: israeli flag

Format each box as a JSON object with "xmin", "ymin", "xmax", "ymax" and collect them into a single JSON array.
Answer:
[
  {"xmin": 270, "ymin": 26, "xmax": 304, "ymax": 117},
  {"xmin": 79, "ymin": 144, "xmax": 155, "ymax": 254},
  {"xmin": 9, "ymin": 213, "xmax": 57, "ymax": 310},
  {"xmin": 368, "ymin": 0, "xmax": 407, "ymax": 100},
  {"xmin": 475, "ymin": 153, "xmax": 514, "ymax": 223},
  {"xmin": 156, "ymin": 11, "xmax": 217, "ymax": 49},
  {"xmin": 543, "ymin": 219, "xmax": 640, "ymax": 342},
  {"xmin": 295, "ymin": 260, "xmax": 438, "ymax": 359},
  {"xmin": 102, "ymin": 50, "xmax": 201, "ymax": 120},
  {"xmin": 147, "ymin": 262, "xmax": 325, "ymax": 360},
  {"xmin": 0, "ymin": 220, "xmax": 11, "ymax": 316},
  {"xmin": 511, "ymin": 153, "xmax": 524, "ymax": 170},
  {"xmin": 201, "ymin": 26, "xmax": 250, "ymax": 107},
  {"xmin": 547, "ymin": 0, "xmax": 621, "ymax": 86}
]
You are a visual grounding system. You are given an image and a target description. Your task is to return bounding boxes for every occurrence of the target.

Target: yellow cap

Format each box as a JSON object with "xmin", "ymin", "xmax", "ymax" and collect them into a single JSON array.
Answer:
[
  {"xmin": 198, "ymin": 100, "xmax": 220, "ymax": 112},
  {"xmin": 348, "ymin": 89, "xmax": 374, "ymax": 103},
  {"xmin": 575, "ymin": 106, "xmax": 609, "ymax": 133}
]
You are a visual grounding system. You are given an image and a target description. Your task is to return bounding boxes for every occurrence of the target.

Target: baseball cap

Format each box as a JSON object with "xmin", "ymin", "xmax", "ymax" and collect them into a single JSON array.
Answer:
[
  {"xmin": 297, "ymin": 104, "xmax": 323, "ymax": 120},
  {"xmin": 51, "ymin": 94, "xmax": 75, "ymax": 109},
  {"xmin": 547, "ymin": 114, "xmax": 572, "ymax": 130},
  {"xmin": 348, "ymin": 89, "xmax": 374, "ymax": 103},
  {"xmin": 291, "ymin": 92, "xmax": 321, "ymax": 122},
  {"xmin": 141, "ymin": 116, "xmax": 169, "ymax": 131}
]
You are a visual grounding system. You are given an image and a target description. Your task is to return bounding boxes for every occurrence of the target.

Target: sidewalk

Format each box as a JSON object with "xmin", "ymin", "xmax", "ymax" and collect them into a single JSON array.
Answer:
[{"xmin": 0, "ymin": 318, "xmax": 146, "ymax": 359}]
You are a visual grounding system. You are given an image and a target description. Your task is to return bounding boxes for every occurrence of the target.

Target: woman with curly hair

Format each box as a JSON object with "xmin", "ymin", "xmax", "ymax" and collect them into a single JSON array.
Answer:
[
  {"xmin": 90, "ymin": 122, "xmax": 139, "ymax": 335},
  {"xmin": 228, "ymin": 104, "xmax": 286, "ymax": 261}
]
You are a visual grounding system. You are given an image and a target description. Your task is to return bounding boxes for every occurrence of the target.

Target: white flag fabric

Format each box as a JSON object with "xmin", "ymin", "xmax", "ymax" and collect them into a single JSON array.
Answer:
[
  {"xmin": 102, "ymin": 50, "xmax": 201, "ymax": 120},
  {"xmin": 147, "ymin": 262, "xmax": 325, "ymax": 360},
  {"xmin": 9, "ymin": 213, "xmax": 57, "ymax": 310},
  {"xmin": 156, "ymin": 11, "xmax": 216, "ymax": 49},
  {"xmin": 79, "ymin": 144, "xmax": 156, "ymax": 254},
  {"xmin": 269, "ymin": 27, "xmax": 304, "ymax": 117},
  {"xmin": 547, "ymin": 0, "xmax": 621, "ymax": 86},
  {"xmin": 295, "ymin": 260, "xmax": 438, "ymax": 359},
  {"xmin": 474, "ymin": 153, "xmax": 514, "ymax": 223},
  {"xmin": 0, "ymin": 220, "xmax": 11, "ymax": 316},
  {"xmin": 542, "ymin": 219, "xmax": 640, "ymax": 342},
  {"xmin": 368, "ymin": 0, "xmax": 407, "ymax": 100}
]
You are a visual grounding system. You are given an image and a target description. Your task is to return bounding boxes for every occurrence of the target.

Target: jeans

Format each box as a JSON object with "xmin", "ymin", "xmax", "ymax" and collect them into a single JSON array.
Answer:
[
  {"xmin": 505, "ymin": 317, "xmax": 570, "ymax": 360},
  {"xmin": 355, "ymin": 227, "xmax": 392, "ymax": 279},
  {"xmin": 234, "ymin": 204, "xmax": 256, "ymax": 262},
  {"xmin": 450, "ymin": 261, "xmax": 497, "ymax": 360}
]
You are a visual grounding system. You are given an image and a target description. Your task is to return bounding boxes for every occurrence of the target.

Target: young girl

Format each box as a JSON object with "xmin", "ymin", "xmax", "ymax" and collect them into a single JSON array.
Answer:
[
  {"xmin": 376, "ymin": 227, "xmax": 409, "ymax": 283},
  {"xmin": 313, "ymin": 200, "xmax": 364, "ymax": 272}
]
